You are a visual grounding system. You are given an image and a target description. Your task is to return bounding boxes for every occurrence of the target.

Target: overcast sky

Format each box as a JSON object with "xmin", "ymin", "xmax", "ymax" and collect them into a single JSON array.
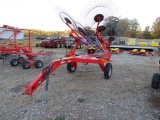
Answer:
[{"xmin": 0, "ymin": 0, "xmax": 160, "ymax": 31}]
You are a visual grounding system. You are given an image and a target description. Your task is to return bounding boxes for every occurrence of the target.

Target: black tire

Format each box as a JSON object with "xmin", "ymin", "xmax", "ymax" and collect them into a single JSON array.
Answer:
[
  {"xmin": 35, "ymin": 60, "xmax": 43, "ymax": 68},
  {"xmin": 67, "ymin": 63, "xmax": 77, "ymax": 73},
  {"xmin": 10, "ymin": 59, "xmax": 19, "ymax": 66},
  {"xmin": 104, "ymin": 63, "xmax": 112, "ymax": 79},
  {"xmin": 56, "ymin": 43, "xmax": 60, "ymax": 48},
  {"xmin": 21, "ymin": 61, "xmax": 30, "ymax": 69},
  {"xmin": 151, "ymin": 73, "xmax": 160, "ymax": 89},
  {"xmin": 88, "ymin": 49, "xmax": 95, "ymax": 54},
  {"xmin": 45, "ymin": 45, "xmax": 49, "ymax": 48},
  {"xmin": 35, "ymin": 44, "xmax": 40, "ymax": 47}
]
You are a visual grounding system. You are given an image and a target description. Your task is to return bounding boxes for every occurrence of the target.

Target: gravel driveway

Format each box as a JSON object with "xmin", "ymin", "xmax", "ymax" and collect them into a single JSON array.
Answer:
[{"xmin": 0, "ymin": 50, "xmax": 160, "ymax": 120}]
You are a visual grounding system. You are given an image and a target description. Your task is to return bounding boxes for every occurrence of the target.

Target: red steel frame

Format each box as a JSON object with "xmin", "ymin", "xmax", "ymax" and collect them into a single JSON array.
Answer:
[
  {"xmin": 0, "ymin": 25, "xmax": 32, "ymax": 54},
  {"xmin": 0, "ymin": 25, "xmax": 56, "ymax": 67},
  {"xmin": 23, "ymin": 15, "xmax": 112, "ymax": 96}
]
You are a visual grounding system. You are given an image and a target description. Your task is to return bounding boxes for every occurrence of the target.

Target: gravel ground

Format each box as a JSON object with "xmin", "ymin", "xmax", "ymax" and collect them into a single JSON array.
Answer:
[{"xmin": 0, "ymin": 49, "xmax": 160, "ymax": 120}]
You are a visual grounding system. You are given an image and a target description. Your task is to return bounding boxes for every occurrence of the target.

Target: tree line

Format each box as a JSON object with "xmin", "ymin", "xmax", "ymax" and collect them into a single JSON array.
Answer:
[
  {"xmin": 102, "ymin": 16, "xmax": 160, "ymax": 39},
  {"xmin": 24, "ymin": 30, "xmax": 70, "ymax": 38},
  {"xmin": 24, "ymin": 17, "xmax": 160, "ymax": 39}
]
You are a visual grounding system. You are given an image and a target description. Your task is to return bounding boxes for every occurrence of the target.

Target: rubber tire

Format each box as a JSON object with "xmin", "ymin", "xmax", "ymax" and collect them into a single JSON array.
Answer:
[
  {"xmin": 35, "ymin": 60, "xmax": 43, "ymax": 68},
  {"xmin": 151, "ymin": 73, "xmax": 160, "ymax": 89},
  {"xmin": 10, "ymin": 59, "xmax": 19, "ymax": 66},
  {"xmin": 88, "ymin": 49, "xmax": 95, "ymax": 54},
  {"xmin": 56, "ymin": 43, "xmax": 60, "ymax": 48},
  {"xmin": 61, "ymin": 43, "xmax": 64, "ymax": 48},
  {"xmin": 22, "ymin": 61, "xmax": 30, "ymax": 69},
  {"xmin": 104, "ymin": 63, "xmax": 112, "ymax": 79},
  {"xmin": 35, "ymin": 44, "xmax": 40, "ymax": 47},
  {"xmin": 67, "ymin": 63, "xmax": 76, "ymax": 73}
]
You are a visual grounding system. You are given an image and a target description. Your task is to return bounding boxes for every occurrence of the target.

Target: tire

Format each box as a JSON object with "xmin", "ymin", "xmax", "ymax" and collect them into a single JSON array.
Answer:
[
  {"xmin": 61, "ymin": 43, "xmax": 64, "ymax": 48},
  {"xmin": 10, "ymin": 59, "xmax": 19, "ymax": 66},
  {"xmin": 21, "ymin": 61, "xmax": 30, "ymax": 69},
  {"xmin": 67, "ymin": 63, "xmax": 77, "ymax": 73},
  {"xmin": 151, "ymin": 73, "xmax": 160, "ymax": 89},
  {"xmin": 104, "ymin": 63, "xmax": 112, "ymax": 79},
  {"xmin": 35, "ymin": 44, "xmax": 40, "ymax": 47},
  {"xmin": 56, "ymin": 43, "xmax": 60, "ymax": 48},
  {"xmin": 35, "ymin": 60, "xmax": 43, "ymax": 68},
  {"xmin": 88, "ymin": 49, "xmax": 95, "ymax": 54}
]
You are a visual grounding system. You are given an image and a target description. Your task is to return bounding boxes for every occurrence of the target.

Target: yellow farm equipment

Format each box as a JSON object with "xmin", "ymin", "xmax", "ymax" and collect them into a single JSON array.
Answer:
[
  {"xmin": 128, "ymin": 38, "xmax": 135, "ymax": 46},
  {"xmin": 150, "ymin": 41, "xmax": 159, "ymax": 47},
  {"xmin": 139, "ymin": 42, "xmax": 147, "ymax": 47}
]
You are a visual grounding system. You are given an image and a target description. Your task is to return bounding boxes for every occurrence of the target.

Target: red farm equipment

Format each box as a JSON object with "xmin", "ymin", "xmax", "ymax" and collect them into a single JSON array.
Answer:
[
  {"xmin": 128, "ymin": 48, "xmax": 154, "ymax": 56},
  {"xmin": 22, "ymin": 10, "xmax": 113, "ymax": 102},
  {"xmin": 0, "ymin": 25, "xmax": 56, "ymax": 69}
]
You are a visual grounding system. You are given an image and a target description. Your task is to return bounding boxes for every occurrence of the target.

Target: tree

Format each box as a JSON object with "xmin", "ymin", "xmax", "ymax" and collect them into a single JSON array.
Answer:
[
  {"xmin": 143, "ymin": 26, "xmax": 151, "ymax": 39},
  {"xmin": 137, "ymin": 30, "xmax": 144, "ymax": 39},
  {"xmin": 116, "ymin": 18, "xmax": 130, "ymax": 37},
  {"xmin": 103, "ymin": 16, "xmax": 119, "ymax": 36},
  {"xmin": 53, "ymin": 31, "xmax": 64, "ymax": 38},
  {"xmin": 128, "ymin": 18, "xmax": 140, "ymax": 38},
  {"xmin": 84, "ymin": 26, "xmax": 94, "ymax": 36},
  {"xmin": 151, "ymin": 17, "xmax": 160, "ymax": 38}
]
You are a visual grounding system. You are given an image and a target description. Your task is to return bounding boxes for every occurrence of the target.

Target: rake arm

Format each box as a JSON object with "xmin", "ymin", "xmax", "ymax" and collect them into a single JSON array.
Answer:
[{"xmin": 22, "ymin": 59, "xmax": 64, "ymax": 96}]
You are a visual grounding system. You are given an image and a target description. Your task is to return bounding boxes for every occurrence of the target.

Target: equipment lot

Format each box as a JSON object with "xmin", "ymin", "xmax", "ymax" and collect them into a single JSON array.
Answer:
[{"xmin": 0, "ymin": 48, "xmax": 160, "ymax": 120}]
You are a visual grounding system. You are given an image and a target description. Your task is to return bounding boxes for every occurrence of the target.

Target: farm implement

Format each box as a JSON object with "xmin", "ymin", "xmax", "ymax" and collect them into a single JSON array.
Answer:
[
  {"xmin": 22, "ymin": 5, "xmax": 115, "ymax": 102},
  {"xmin": 108, "ymin": 48, "xmax": 124, "ymax": 54},
  {"xmin": 128, "ymin": 48, "xmax": 154, "ymax": 56},
  {"xmin": 0, "ymin": 25, "xmax": 56, "ymax": 69}
]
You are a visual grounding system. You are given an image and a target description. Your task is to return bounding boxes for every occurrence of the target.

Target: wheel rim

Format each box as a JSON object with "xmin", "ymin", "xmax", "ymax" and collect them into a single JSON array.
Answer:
[
  {"xmin": 25, "ymin": 63, "xmax": 29, "ymax": 68},
  {"xmin": 108, "ymin": 66, "xmax": 112, "ymax": 77},
  {"xmin": 37, "ymin": 62, "xmax": 43, "ymax": 67},
  {"xmin": 13, "ymin": 60, "xmax": 18, "ymax": 65},
  {"xmin": 71, "ymin": 67, "xmax": 75, "ymax": 71}
]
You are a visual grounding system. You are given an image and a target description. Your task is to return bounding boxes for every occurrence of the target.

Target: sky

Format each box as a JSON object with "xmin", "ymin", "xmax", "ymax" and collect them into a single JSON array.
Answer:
[{"xmin": 0, "ymin": 0, "xmax": 160, "ymax": 31}]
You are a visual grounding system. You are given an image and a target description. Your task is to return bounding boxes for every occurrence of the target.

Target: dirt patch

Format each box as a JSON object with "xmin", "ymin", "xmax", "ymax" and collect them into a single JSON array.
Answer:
[{"xmin": 0, "ymin": 51, "xmax": 160, "ymax": 120}]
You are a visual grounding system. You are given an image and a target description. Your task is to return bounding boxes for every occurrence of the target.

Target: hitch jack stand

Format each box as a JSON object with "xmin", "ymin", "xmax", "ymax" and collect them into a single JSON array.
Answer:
[{"xmin": 42, "ymin": 75, "xmax": 49, "ymax": 104}]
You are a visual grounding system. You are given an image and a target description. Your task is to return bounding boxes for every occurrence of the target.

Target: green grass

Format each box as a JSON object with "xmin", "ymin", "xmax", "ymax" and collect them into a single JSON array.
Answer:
[{"xmin": 54, "ymin": 115, "xmax": 65, "ymax": 120}]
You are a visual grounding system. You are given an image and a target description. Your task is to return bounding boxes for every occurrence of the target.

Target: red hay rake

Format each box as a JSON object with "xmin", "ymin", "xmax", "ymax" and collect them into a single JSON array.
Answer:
[
  {"xmin": 0, "ymin": 25, "xmax": 56, "ymax": 69},
  {"xmin": 23, "ymin": 14, "xmax": 113, "ymax": 101},
  {"xmin": 22, "ymin": 1, "xmax": 119, "ymax": 103}
]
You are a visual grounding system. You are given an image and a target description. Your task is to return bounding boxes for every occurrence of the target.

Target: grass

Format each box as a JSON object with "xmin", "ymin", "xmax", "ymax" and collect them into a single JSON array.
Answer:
[{"xmin": 54, "ymin": 114, "xmax": 65, "ymax": 120}]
